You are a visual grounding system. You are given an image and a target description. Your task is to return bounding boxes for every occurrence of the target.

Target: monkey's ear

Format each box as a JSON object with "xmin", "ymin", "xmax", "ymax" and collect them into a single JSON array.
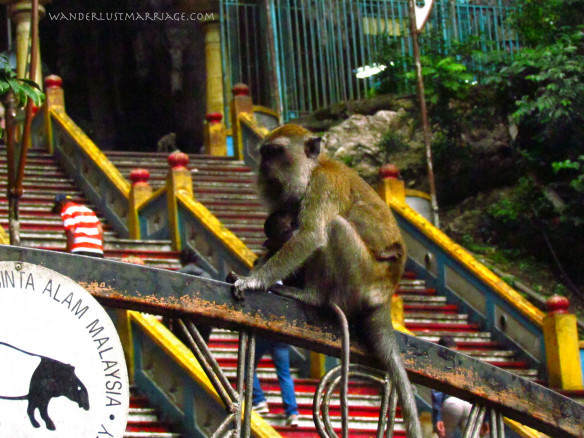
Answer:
[{"xmin": 304, "ymin": 137, "xmax": 321, "ymax": 159}]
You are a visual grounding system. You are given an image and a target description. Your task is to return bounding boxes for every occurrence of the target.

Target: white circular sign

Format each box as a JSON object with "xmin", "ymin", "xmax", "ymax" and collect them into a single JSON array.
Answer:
[{"xmin": 0, "ymin": 262, "xmax": 129, "ymax": 438}]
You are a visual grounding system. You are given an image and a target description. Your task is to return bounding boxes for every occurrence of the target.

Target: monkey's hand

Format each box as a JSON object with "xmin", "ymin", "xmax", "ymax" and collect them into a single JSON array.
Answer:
[{"xmin": 232, "ymin": 275, "xmax": 268, "ymax": 301}]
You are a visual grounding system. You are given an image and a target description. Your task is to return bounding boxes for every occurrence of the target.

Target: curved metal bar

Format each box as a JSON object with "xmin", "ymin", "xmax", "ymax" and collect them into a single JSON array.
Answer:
[
  {"xmin": 314, "ymin": 364, "xmax": 400, "ymax": 438},
  {"xmin": 462, "ymin": 404, "xmax": 480, "ymax": 438},
  {"xmin": 496, "ymin": 410, "xmax": 505, "ymax": 438},
  {"xmin": 376, "ymin": 373, "xmax": 391, "ymax": 438},
  {"xmin": 323, "ymin": 372, "xmax": 340, "ymax": 438},
  {"xmin": 177, "ymin": 319, "xmax": 236, "ymax": 410},
  {"xmin": 331, "ymin": 303, "xmax": 350, "ymax": 438},
  {"xmin": 386, "ymin": 386, "xmax": 398, "ymax": 438},
  {"xmin": 242, "ymin": 332, "xmax": 256, "ymax": 438},
  {"xmin": 210, "ymin": 413, "xmax": 236, "ymax": 438},
  {"xmin": 313, "ymin": 365, "xmax": 333, "ymax": 437},
  {"xmin": 463, "ymin": 404, "xmax": 487, "ymax": 438},
  {"xmin": 489, "ymin": 408, "xmax": 499, "ymax": 438}
]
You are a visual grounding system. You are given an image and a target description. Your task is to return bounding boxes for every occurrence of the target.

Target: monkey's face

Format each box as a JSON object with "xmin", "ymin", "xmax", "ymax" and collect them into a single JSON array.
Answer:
[
  {"xmin": 258, "ymin": 136, "xmax": 298, "ymax": 208},
  {"xmin": 259, "ymin": 137, "xmax": 294, "ymax": 181},
  {"xmin": 258, "ymin": 134, "xmax": 321, "ymax": 210}
]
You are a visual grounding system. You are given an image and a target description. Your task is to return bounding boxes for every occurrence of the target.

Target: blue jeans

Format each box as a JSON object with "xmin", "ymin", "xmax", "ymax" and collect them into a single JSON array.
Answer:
[{"xmin": 252, "ymin": 337, "xmax": 299, "ymax": 417}]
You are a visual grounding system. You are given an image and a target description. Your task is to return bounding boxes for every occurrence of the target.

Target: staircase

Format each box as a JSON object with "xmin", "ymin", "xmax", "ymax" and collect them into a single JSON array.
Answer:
[
  {"xmin": 105, "ymin": 150, "xmax": 267, "ymax": 253},
  {"xmin": 104, "ymin": 149, "xmax": 540, "ymax": 436},
  {"xmin": 3, "ymin": 145, "xmax": 541, "ymax": 436},
  {"xmin": 127, "ymin": 388, "xmax": 182, "ymax": 438},
  {"xmin": 0, "ymin": 146, "xmax": 183, "ymax": 438}
]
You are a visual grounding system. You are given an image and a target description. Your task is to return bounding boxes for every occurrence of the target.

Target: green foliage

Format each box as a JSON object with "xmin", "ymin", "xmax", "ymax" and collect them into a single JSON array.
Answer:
[
  {"xmin": 378, "ymin": 130, "xmax": 409, "ymax": 159},
  {"xmin": 405, "ymin": 56, "xmax": 474, "ymax": 106},
  {"xmin": 553, "ymin": 156, "xmax": 584, "ymax": 193},
  {"xmin": 340, "ymin": 155, "xmax": 355, "ymax": 168},
  {"xmin": 0, "ymin": 54, "xmax": 44, "ymax": 107},
  {"xmin": 510, "ymin": 0, "xmax": 584, "ymax": 46},
  {"xmin": 373, "ymin": 30, "xmax": 484, "ymax": 143},
  {"xmin": 481, "ymin": 30, "xmax": 584, "ymax": 232},
  {"xmin": 487, "ymin": 179, "xmax": 550, "ymax": 226},
  {"xmin": 508, "ymin": 33, "xmax": 584, "ymax": 133}
]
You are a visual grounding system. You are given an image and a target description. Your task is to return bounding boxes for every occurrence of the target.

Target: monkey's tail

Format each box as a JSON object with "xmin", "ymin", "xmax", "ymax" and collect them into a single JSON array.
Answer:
[
  {"xmin": 0, "ymin": 341, "xmax": 37, "ymax": 357},
  {"xmin": 363, "ymin": 308, "xmax": 423, "ymax": 438},
  {"xmin": 386, "ymin": 343, "xmax": 422, "ymax": 438},
  {"xmin": 0, "ymin": 394, "xmax": 28, "ymax": 400}
]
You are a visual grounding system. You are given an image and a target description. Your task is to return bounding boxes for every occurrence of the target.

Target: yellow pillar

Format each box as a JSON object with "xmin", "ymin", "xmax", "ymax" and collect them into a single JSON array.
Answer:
[
  {"xmin": 128, "ymin": 168, "xmax": 153, "ymax": 239},
  {"xmin": 543, "ymin": 295, "xmax": 583, "ymax": 390},
  {"xmin": 166, "ymin": 151, "xmax": 193, "ymax": 251},
  {"xmin": 204, "ymin": 112, "xmax": 227, "ymax": 156},
  {"xmin": 8, "ymin": 0, "xmax": 45, "ymax": 86},
  {"xmin": 377, "ymin": 163, "xmax": 406, "ymax": 204},
  {"xmin": 42, "ymin": 75, "xmax": 65, "ymax": 154},
  {"xmin": 203, "ymin": 20, "xmax": 224, "ymax": 118},
  {"xmin": 230, "ymin": 83, "xmax": 254, "ymax": 160},
  {"xmin": 44, "ymin": 75, "xmax": 65, "ymax": 109}
]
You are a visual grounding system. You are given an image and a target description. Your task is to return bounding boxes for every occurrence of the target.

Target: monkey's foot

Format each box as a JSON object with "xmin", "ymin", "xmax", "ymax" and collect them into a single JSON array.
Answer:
[
  {"xmin": 225, "ymin": 271, "xmax": 245, "ymax": 301},
  {"xmin": 233, "ymin": 276, "xmax": 266, "ymax": 301}
]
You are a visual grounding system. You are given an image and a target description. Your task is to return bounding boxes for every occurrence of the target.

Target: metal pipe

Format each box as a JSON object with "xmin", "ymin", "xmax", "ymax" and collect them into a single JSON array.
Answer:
[
  {"xmin": 210, "ymin": 412, "xmax": 236, "ymax": 438},
  {"xmin": 331, "ymin": 303, "xmax": 349, "ymax": 438},
  {"xmin": 264, "ymin": 0, "xmax": 283, "ymax": 120},
  {"xmin": 177, "ymin": 320, "xmax": 234, "ymax": 409},
  {"xmin": 407, "ymin": 0, "xmax": 440, "ymax": 228},
  {"xmin": 234, "ymin": 330, "xmax": 248, "ymax": 437},
  {"xmin": 177, "ymin": 319, "xmax": 238, "ymax": 409},
  {"xmin": 242, "ymin": 332, "xmax": 255, "ymax": 438},
  {"xmin": 386, "ymin": 386, "xmax": 397, "ymax": 438},
  {"xmin": 16, "ymin": 0, "xmax": 39, "ymax": 201},
  {"xmin": 4, "ymin": 91, "xmax": 18, "ymax": 245},
  {"xmin": 376, "ymin": 374, "xmax": 391, "ymax": 438}
]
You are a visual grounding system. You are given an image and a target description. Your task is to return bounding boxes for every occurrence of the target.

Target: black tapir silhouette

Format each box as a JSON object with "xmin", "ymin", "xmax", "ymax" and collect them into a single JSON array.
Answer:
[{"xmin": 0, "ymin": 341, "xmax": 90, "ymax": 431}]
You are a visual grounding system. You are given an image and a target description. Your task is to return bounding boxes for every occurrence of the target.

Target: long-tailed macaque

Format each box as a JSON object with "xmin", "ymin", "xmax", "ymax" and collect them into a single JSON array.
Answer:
[
  {"xmin": 156, "ymin": 132, "xmax": 177, "ymax": 153},
  {"xmin": 232, "ymin": 124, "xmax": 421, "ymax": 437}
]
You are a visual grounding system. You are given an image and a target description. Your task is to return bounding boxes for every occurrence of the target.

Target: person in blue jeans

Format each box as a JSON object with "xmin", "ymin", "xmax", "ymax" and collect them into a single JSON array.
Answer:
[
  {"xmin": 251, "ymin": 208, "xmax": 301, "ymax": 427},
  {"xmin": 252, "ymin": 337, "xmax": 299, "ymax": 426}
]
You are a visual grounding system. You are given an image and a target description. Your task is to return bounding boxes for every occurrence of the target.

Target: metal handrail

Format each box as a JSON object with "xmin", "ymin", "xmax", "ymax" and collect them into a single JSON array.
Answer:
[{"xmin": 0, "ymin": 244, "xmax": 581, "ymax": 437}]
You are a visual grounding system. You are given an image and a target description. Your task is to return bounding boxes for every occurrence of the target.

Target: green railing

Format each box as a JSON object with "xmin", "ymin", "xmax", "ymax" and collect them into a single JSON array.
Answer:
[{"xmin": 220, "ymin": 0, "xmax": 519, "ymax": 121}]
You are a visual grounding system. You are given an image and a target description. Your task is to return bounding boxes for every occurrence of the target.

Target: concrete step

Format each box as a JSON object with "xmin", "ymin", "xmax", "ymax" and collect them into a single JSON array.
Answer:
[
  {"xmin": 405, "ymin": 312, "xmax": 469, "ymax": 322},
  {"xmin": 19, "ymin": 233, "xmax": 173, "ymax": 252},
  {"xmin": 127, "ymin": 391, "xmax": 182, "ymax": 438},
  {"xmin": 0, "ymin": 174, "xmax": 73, "ymax": 184}
]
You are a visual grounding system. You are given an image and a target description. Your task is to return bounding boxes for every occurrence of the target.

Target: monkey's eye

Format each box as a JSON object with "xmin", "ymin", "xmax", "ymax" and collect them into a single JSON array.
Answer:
[{"xmin": 261, "ymin": 144, "xmax": 284, "ymax": 157}]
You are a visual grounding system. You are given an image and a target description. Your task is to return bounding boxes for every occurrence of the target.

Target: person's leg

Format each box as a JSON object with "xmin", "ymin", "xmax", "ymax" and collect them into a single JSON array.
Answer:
[
  {"xmin": 270, "ymin": 342, "xmax": 299, "ymax": 416},
  {"xmin": 252, "ymin": 337, "xmax": 270, "ymax": 406}
]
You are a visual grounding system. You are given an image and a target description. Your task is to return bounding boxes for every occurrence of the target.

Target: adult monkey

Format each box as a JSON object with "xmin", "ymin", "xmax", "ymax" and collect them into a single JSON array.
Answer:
[{"xmin": 232, "ymin": 124, "xmax": 421, "ymax": 437}]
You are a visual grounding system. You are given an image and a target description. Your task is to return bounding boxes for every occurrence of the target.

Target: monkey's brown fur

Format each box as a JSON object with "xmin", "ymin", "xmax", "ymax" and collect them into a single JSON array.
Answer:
[{"xmin": 234, "ymin": 124, "xmax": 421, "ymax": 437}]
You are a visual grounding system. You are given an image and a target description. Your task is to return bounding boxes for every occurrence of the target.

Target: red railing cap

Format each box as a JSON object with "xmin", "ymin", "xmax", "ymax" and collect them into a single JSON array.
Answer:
[
  {"xmin": 129, "ymin": 168, "xmax": 150, "ymax": 184},
  {"xmin": 546, "ymin": 295, "xmax": 570, "ymax": 314},
  {"xmin": 206, "ymin": 112, "xmax": 223, "ymax": 124},
  {"xmin": 379, "ymin": 163, "xmax": 400, "ymax": 179},
  {"xmin": 45, "ymin": 74, "xmax": 63, "ymax": 89},
  {"xmin": 168, "ymin": 150, "xmax": 189, "ymax": 169},
  {"xmin": 232, "ymin": 83, "xmax": 250, "ymax": 96}
]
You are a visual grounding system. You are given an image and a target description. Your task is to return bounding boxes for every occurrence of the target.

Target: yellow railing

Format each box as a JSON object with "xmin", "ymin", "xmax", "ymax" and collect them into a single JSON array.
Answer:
[
  {"xmin": 389, "ymin": 199, "xmax": 545, "ymax": 327},
  {"xmin": 50, "ymin": 107, "xmax": 131, "ymax": 197},
  {"xmin": 129, "ymin": 311, "xmax": 281, "ymax": 438}
]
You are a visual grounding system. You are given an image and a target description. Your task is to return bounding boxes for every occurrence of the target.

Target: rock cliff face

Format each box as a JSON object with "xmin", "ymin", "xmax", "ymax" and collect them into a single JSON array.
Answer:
[
  {"xmin": 317, "ymin": 102, "xmax": 515, "ymax": 205},
  {"xmin": 322, "ymin": 109, "xmax": 426, "ymax": 186}
]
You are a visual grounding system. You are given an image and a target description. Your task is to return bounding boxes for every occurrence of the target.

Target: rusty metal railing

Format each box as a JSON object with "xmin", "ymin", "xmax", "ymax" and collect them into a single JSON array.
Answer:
[{"xmin": 0, "ymin": 245, "xmax": 582, "ymax": 437}]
